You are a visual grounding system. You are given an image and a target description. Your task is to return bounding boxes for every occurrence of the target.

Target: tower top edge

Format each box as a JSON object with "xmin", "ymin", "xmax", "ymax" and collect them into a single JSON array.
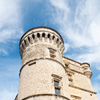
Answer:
[{"xmin": 19, "ymin": 26, "xmax": 64, "ymax": 45}]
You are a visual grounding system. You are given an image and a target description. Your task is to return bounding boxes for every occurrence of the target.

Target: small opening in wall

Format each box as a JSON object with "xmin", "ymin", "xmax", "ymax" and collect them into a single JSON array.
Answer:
[
  {"xmin": 37, "ymin": 33, "xmax": 40, "ymax": 38},
  {"xmin": 42, "ymin": 33, "xmax": 45, "ymax": 37},
  {"xmin": 48, "ymin": 34, "xmax": 50, "ymax": 38},
  {"xmin": 24, "ymin": 40, "xmax": 27, "ymax": 45},
  {"xmin": 28, "ymin": 37, "xmax": 30, "ymax": 42},
  {"xmin": 69, "ymin": 79, "xmax": 73, "ymax": 85},
  {"xmin": 65, "ymin": 64, "xmax": 68, "ymax": 68},
  {"xmin": 49, "ymin": 48, "xmax": 56, "ymax": 58},
  {"xmin": 55, "ymin": 87, "xmax": 60, "ymax": 95},
  {"xmin": 22, "ymin": 44, "xmax": 24, "ymax": 49},
  {"xmin": 90, "ymin": 94, "xmax": 92, "ymax": 96},
  {"xmin": 28, "ymin": 62, "xmax": 36, "ymax": 66},
  {"xmin": 32, "ymin": 34, "xmax": 35, "ymax": 39},
  {"xmin": 54, "ymin": 80, "xmax": 59, "ymax": 86},
  {"xmin": 52, "ymin": 35, "xmax": 55, "ymax": 40},
  {"xmin": 56, "ymin": 38, "xmax": 59, "ymax": 43}
]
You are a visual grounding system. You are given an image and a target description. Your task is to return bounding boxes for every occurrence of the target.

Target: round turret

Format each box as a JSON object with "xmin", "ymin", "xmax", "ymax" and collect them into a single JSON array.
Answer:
[
  {"xmin": 18, "ymin": 27, "xmax": 70, "ymax": 100},
  {"xmin": 19, "ymin": 27, "xmax": 64, "ymax": 66},
  {"xmin": 81, "ymin": 63, "xmax": 92, "ymax": 78}
]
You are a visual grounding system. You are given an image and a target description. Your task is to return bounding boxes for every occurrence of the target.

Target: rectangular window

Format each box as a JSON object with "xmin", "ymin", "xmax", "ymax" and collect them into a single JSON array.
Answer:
[
  {"xmin": 65, "ymin": 64, "xmax": 68, "ymax": 68},
  {"xmin": 52, "ymin": 74, "xmax": 62, "ymax": 95},
  {"xmin": 55, "ymin": 87, "xmax": 60, "ymax": 95},
  {"xmin": 69, "ymin": 80, "xmax": 73, "ymax": 85},
  {"xmin": 54, "ymin": 80, "xmax": 59, "ymax": 86},
  {"xmin": 68, "ymin": 74, "xmax": 71, "ymax": 79},
  {"xmin": 49, "ymin": 48, "xmax": 56, "ymax": 58}
]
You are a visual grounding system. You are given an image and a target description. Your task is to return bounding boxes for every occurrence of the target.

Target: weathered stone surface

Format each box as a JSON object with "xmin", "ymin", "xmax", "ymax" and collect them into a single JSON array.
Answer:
[{"xmin": 15, "ymin": 27, "xmax": 97, "ymax": 100}]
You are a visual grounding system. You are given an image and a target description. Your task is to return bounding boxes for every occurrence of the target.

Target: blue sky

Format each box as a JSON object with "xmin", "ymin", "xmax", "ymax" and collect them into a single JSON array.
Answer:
[{"xmin": 0, "ymin": 0, "xmax": 100, "ymax": 100}]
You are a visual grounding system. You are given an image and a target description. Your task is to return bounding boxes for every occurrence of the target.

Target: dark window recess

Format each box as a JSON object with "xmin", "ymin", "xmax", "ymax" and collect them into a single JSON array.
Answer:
[
  {"xmin": 48, "ymin": 34, "xmax": 50, "ymax": 38},
  {"xmin": 54, "ymin": 80, "xmax": 59, "ymax": 86},
  {"xmin": 56, "ymin": 38, "xmax": 59, "ymax": 43},
  {"xmin": 32, "ymin": 34, "xmax": 35, "ymax": 39},
  {"xmin": 42, "ymin": 33, "xmax": 45, "ymax": 37},
  {"xmin": 24, "ymin": 40, "xmax": 27, "ymax": 45},
  {"xmin": 28, "ymin": 37, "xmax": 30, "ymax": 42},
  {"xmin": 37, "ymin": 33, "xmax": 40, "ymax": 38},
  {"xmin": 65, "ymin": 64, "xmax": 68, "ymax": 68},
  {"xmin": 55, "ymin": 88, "xmax": 60, "ymax": 95},
  {"xmin": 22, "ymin": 44, "xmax": 24, "ymax": 49},
  {"xmin": 49, "ymin": 48, "xmax": 56, "ymax": 58},
  {"xmin": 52, "ymin": 35, "xmax": 55, "ymax": 40},
  {"xmin": 28, "ymin": 62, "xmax": 36, "ymax": 66}
]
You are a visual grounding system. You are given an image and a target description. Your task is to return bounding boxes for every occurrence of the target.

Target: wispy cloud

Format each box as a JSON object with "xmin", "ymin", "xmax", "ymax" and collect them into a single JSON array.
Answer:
[
  {"xmin": 0, "ymin": 89, "xmax": 17, "ymax": 100},
  {"xmin": 96, "ymin": 75, "xmax": 100, "ymax": 80},
  {"xmin": 0, "ymin": 0, "xmax": 23, "ymax": 55},
  {"xmin": 0, "ymin": 48, "xmax": 8, "ymax": 55},
  {"xmin": 49, "ymin": 0, "xmax": 100, "ymax": 65},
  {"xmin": 49, "ymin": 0, "xmax": 100, "ymax": 99},
  {"xmin": 93, "ymin": 82, "xmax": 100, "ymax": 99}
]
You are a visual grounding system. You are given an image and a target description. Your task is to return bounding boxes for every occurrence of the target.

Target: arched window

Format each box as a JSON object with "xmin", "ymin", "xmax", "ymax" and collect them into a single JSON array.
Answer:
[
  {"xmin": 28, "ymin": 37, "xmax": 30, "ymax": 42},
  {"xmin": 32, "ymin": 34, "xmax": 35, "ymax": 39},
  {"xmin": 52, "ymin": 35, "xmax": 55, "ymax": 40},
  {"xmin": 37, "ymin": 33, "xmax": 40, "ymax": 38},
  {"xmin": 42, "ymin": 33, "xmax": 45, "ymax": 37},
  {"xmin": 56, "ymin": 38, "xmax": 59, "ymax": 43},
  {"xmin": 24, "ymin": 40, "xmax": 27, "ymax": 45},
  {"xmin": 48, "ymin": 34, "xmax": 50, "ymax": 38}
]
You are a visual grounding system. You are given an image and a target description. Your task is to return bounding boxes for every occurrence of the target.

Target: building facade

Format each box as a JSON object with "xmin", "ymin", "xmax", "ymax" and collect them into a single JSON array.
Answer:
[{"xmin": 15, "ymin": 27, "xmax": 97, "ymax": 100}]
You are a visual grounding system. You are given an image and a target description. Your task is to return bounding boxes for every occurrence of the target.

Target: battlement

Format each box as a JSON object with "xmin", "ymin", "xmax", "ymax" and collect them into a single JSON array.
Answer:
[{"xmin": 19, "ymin": 27, "xmax": 64, "ymax": 66}]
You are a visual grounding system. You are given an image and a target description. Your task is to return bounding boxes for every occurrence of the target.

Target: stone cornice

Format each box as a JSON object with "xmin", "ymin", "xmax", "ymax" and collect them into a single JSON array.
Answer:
[
  {"xmin": 19, "ymin": 58, "xmax": 66, "ymax": 77},
  {"xmin": 22, "ymin": 94, "xmax": 70, "ymax": 100},
  {"xmin": 69, "ymin": 85, "xmax": 97, "ymax": 94},
  {"xmin": 19, "ymin": 27, "xmax": 65, "ymax": 58},
  {"xmin": 20, "ymin": 27, "xmax": 64, "ymax": 45}
]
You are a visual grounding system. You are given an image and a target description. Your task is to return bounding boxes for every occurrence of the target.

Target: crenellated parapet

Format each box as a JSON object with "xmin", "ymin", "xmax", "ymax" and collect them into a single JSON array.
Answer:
[{"xmin": 19, "ymin": 27, "xmax": 64, "ymax": 66}]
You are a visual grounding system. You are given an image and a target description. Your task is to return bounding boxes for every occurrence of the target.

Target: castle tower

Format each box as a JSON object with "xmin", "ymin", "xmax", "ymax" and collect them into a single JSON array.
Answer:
[
  {"xmin": 15, "ymin": 27, "xmax": 97, "ymax": 100},
  {"xmin": 17, "ymin": 27, "xmax": 71, "ymax": 100}
]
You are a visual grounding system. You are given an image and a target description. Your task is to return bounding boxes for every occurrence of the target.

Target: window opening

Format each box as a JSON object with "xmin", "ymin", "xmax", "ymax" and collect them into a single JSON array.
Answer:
[
  {"xmin": 52, "ymin": 35, "xmax": 55, "ymax": 40},
  {"xmin": 56, "ymin": 38, "xmax": 59, "ymax": 43},
  {"xmin": 69, "ymin": 79, "xmax": 73, "ymax": 85},
  {"xmin": 28, "ymin": 37, "xmax": 30, "ymax": 42},
  {"xmin": 32, "ymin": 34, "xmax": 35, "ymax": 39},
  {"xmin": 52, "ymin": 74, "xmax": 62, "ymax": 95},
  {"xmin": 42, "ymin": 33, "xmax": 45, "ymax": 37},
  {"xmin": 55, "ymin": 87, "xmax": 60, "ymax": 95},
  {"xmin": 49, "ymin": 48, "xmax": 56, "ymax": 58},
  {"xmin": 65, "ymin": 64, "xmax": 68, "ymax": 68},
  {"xmin": 37, "ymin": 33, "xmax": 40, "ymax": 38},
  {"xmin": 54, "ymin": 80, "xmax": 59, "ymax": 86},
  {"xmin": 48, "ymin": 34, "xmax": 50, "ymax": 38},
  {"xmin": 24, "ymin": 40, "xmax": 27, "ymax": 45}
]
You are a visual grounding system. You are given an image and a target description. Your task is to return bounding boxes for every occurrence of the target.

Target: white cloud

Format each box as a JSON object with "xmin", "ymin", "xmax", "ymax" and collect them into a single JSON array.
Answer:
[
  {"xmin": 0, "ymin": 48, "xmax": 8, "ymax": 55},
  {"xmin": 0, "ymin": 0, "xmax": 23, "ymax": 43},
  {"xmin": 49, "ymin": 0, "xmax": 100, "ymax": 67},
  {"xmin": 0, "ymin": 90, "xmax": 16, "ymax": 100},
  {"xmin": 96, "ymin": 75, "xmax": 100, "ymax": 80},
  {"xmin": 64, "ymin": 43, "xmax": 70, "ymax": 53},
  {"xmin": 93, "ymin": 82, "xmax": 100, "ymax": 100}
]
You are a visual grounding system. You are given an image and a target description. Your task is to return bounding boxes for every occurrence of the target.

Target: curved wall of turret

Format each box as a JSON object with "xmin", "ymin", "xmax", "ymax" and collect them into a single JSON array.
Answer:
[{"xmin": 18, "ymin": 27, "xmax": 71, "ymax": 100}]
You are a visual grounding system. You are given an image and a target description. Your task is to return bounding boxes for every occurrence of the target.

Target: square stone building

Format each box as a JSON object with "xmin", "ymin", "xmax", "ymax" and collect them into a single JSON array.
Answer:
[{"xmin": 15, "ymin": 27, "xmax": 97, "ymax": 100}]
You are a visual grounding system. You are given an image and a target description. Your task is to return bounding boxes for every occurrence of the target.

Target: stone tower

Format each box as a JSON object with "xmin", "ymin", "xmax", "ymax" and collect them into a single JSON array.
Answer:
[{"xmin": 15, "ymin": 27, "xmax": 97, "ymax": 100}]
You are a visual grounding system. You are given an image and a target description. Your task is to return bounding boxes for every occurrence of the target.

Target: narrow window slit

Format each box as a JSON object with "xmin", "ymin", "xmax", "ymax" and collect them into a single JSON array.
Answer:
[
  {"xmin": 37, "ymin": 33, "xmax": 40, "ymax": 38},
  {"xmin": 32, "ymin": 34, "xmax": 35, "ymax": 39},
  {"xmin": 42, "ymin": 33, "xmax": 45, "ymax": 37},
  {"xmin": 48, "ymin": 34, "xmax": 50, "ymax": 38},
  {"xmin": 28, "ymin": 37, "xmax": 30, "ymax": 42},
  {"xmin": 52, "ymin": 35, "xmax": 55, "ymax": 40}
]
